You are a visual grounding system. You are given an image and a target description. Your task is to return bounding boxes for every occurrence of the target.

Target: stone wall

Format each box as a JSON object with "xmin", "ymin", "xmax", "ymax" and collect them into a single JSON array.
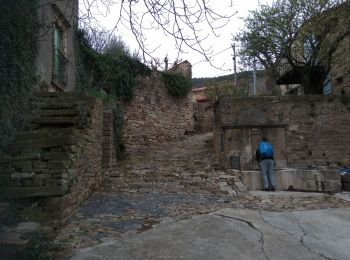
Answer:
[
  {"xmin": 122, "ymin": 74, "xmax": 194, "ymax": 153},
  {"xmin": 214, "ymin": 95, "xmax": 350, "ymax": 169},
  {"xmin": 331, "ymin": 35, "xmax": 350, "ymax": 95},
  {"xmin": 193, "ymin": 101, "xmax": 214, "ymax": 133},
  {"xmin": 0, "ymin": 93, "xmax": 104, "ymax": 219}
]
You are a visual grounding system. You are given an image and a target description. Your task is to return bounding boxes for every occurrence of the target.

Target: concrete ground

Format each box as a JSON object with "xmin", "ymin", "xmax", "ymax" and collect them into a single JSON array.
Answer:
[{"xmin": 71, "ymin": 192, "xmax": 350, "ymax": 260}]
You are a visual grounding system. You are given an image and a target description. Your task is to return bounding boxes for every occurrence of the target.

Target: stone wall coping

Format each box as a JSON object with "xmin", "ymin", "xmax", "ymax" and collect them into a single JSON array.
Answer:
[
  {"xmin": 221, "ymin": 123, "xmax": 288, "ymax": 129},
  {"xmin": 218, "ymin": 94, "xmax": 349, "ymax": 103}
]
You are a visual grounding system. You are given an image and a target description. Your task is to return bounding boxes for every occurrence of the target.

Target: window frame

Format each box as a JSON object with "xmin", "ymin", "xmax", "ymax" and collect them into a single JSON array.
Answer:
[{"xmin": 51, "ymin": 5, "xmax": 70, "ymax": 90}]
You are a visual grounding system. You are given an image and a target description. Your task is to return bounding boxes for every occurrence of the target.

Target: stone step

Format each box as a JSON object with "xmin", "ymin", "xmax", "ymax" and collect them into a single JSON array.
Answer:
[
  {"xmin": 36, "ymin": 109, "xmax": 80, "ymax": 117},
  {"xmin": 37, "ymin": 100, "xmax": 78, "ymax": 110},
  {"xmin": 30, "ymin": 116, "xmax": 79, "ymax": 126},
  {"xmin": 102, "ymin": 131, "xmax": 247, "ymax": 197},
  {"xmin": 33, "ymin": 95, "xmax": 96, "ymax": 111},
  {"xmin": 9, "ymin": 134, "xmax": 77, "ymax": 154},
  {"xmin": 14, "ymin": 128, "xmax": 77, "ymax": 142}
]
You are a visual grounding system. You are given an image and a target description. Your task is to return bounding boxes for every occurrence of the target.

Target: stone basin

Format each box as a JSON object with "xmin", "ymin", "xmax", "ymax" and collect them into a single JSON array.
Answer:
[{"xmin": 240, "ymin": 168, "xmax": 341, "ymax": 192}]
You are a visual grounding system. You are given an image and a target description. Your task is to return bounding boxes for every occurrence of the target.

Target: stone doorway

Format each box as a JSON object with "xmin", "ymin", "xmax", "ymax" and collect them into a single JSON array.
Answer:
[
  {"xmin": 223, "ymin": 125, "xmax": 287, "ymax": 171},
  {"xmin": 251, "ymin": 127, "xmax": 287, "ymax": 170}
]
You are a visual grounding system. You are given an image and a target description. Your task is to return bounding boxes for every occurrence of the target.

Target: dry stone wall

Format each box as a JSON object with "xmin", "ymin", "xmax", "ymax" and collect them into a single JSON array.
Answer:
[
  {"xmin": 214, "ymin": 95, "xmax": 350, "ymax": 168},
  {"xmin": 193, "ymin": 101, "xmax": 214, "ymax": 133},
  {"xmin": 122, "ymin": 74, "xmax": 194, "ymax": 153},
  {"xmin": 0, "ymin": 93, "xmax": 104, "ymax": 220},
  {"xmin": 331, "ymin": 35, "xmax": 350, "ymax": 95}
]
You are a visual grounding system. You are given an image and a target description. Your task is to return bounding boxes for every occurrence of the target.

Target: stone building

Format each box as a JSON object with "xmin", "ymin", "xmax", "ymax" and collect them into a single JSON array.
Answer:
[
  {"xmin": 168, "ymin": 60, "xmax": 192, "ymax": 80},
  {"xmin": 214, "ymin": 95, "xmax": 350, "ymax": 170},
  {"xmin": 331, "ymin": 33, "xmax": 350, "ymax": 95},
  {"xmin": 36, "ymin": 0, "xmax": 79, "ymax": 91},
  {"xmin": 277, "ymin": 2, "xmax": 350, "ymax": 95},
  {"xmin": 211, "ymin": 95, "xmax": 350, "ymax": 192}
]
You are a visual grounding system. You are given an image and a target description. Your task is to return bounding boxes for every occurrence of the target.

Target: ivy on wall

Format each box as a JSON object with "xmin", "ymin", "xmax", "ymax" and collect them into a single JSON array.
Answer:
[
  {"xmin": 0, "ymin": 0, "xmax": 39, "ymax": 155},
  {"xmin": 76, "ymin": 29, "xmax": 153, "ymax": 158},
  {"xmin": 161, "ymin": 72, "xmax": 192, "ymax": 97},
  {"xmin": 76, "ymin": 29, "xmax": 151, "ymax": 101}
]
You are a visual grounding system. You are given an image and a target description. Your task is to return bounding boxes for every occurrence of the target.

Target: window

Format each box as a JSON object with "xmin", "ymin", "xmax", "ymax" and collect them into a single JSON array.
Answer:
[
  {"xmin": 303, "ymin": 35, "xmax": 316, "ymax": 61},
  {"xmin": 51, "ymin": 4, "xmax": 70, "ymax": 89},
  {"xmin": 52, "ymin": 22, "xmax": 68, "ymax": 88},
  {"xmin": 322, "ymin": 73, "xmax": 332, "ymax": 95}
]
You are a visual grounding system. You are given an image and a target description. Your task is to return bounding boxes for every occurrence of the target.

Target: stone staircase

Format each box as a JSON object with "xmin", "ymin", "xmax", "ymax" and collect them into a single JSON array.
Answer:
[
  {"xmin": 103, "ymin": 133, "xmax": 247, "ymax": 197},
  {"xmin": 1, "ymin": 92, "xmax": 103, "ymax": 210}
]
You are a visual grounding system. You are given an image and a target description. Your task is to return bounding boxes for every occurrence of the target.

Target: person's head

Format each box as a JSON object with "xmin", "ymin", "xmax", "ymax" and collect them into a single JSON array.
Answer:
[{"xmin": 262, "ymin": 137, "xmax": 268, "ymax": 142}]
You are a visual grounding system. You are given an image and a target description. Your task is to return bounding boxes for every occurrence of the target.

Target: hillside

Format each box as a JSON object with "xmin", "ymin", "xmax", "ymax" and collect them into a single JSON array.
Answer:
[{"xmin": 192, "ymin": 70, "xmax": 271, "ymax": 96}]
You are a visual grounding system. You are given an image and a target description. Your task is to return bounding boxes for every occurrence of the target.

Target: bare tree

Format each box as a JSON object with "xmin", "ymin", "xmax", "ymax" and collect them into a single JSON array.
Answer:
[{"xmin": 79, "ymin": 0, "xmax": 236, "ymax": 67}]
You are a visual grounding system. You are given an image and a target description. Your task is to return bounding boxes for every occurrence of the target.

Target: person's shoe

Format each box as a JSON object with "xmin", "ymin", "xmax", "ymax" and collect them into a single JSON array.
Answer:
[
  {"xmin": 261, "ymin": 188, "xmax": 269, "ymax": 191},
  {"xmin": 270, "ymin": 187, "xmax": 276, "ymax": 191}
]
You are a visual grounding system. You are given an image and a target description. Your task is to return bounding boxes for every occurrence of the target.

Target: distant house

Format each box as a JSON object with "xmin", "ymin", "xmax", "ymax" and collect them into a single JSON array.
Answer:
[
  {"xmin": 192, "ymin": 87, "xmax": 208, "ymax": 102},
  {"xmin": 277, "ymin": 2, "xmax": 350, "ymax": 95},
  {"xmin": 168, "ymin": 60, "xmax": 192, "ymax": 80},
  {"xmin": 36, "ymin": 0, "xmax": 79, "ymax": 91}
]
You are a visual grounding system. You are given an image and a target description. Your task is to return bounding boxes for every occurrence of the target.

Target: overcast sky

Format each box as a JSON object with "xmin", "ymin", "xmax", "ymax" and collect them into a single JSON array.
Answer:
[{"xmin": 80, "ymin": 0, "xmax": 273, "ymax": 78}]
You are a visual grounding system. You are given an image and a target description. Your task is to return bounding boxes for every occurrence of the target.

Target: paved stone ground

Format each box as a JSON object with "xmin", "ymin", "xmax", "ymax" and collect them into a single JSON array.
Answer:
[
  {"xmin": 50, "ymin": 134, "xmax": 350, "ymax": 259},
  {"xmin": 71, "ymin": 207, "xmax": 350, "ymax": 260}
]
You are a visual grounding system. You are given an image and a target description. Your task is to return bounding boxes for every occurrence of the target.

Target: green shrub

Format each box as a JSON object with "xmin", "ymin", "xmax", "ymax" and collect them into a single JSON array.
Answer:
[
  {"xmin": 161, "ymin": 72, "xmax": 192, "ymax": 97},
  {"xmin": 76, "ymin": 29, "xmax": 151, "ymax": 101}
]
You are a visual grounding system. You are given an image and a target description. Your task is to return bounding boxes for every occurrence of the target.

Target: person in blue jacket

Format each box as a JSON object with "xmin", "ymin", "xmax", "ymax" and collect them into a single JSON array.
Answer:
[{"xmin": 256, "ymin": 137, "xmax": 276, "ymax": 191}]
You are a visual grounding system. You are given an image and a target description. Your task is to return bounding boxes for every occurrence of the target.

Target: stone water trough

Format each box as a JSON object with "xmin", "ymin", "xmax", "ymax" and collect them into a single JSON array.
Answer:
[{"xmin": 238, "ymin": 167, "xmax": 341, "ymax": 192}]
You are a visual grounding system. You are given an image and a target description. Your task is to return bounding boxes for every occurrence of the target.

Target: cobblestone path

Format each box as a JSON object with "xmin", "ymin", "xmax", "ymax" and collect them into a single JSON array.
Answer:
[{"xmin": 51, "ymin": 133, "xmax": 350, "ymax": 259}]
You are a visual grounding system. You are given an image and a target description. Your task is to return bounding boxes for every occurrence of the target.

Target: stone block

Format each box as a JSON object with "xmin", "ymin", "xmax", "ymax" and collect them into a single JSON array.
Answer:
[
  {"xmin": 67, "ymin": 169, "xmax": 77, "ymax": 180},
  {"xmin": 43, "ymin": 152, "xmax": 69, "ymax": 161},
  {"xmin": 34, "ymin": 173, "xmax": 51, "ymax": 180},
  {"xmin": 10, "ymin": 172, "xmax": 35, "ymax": 180},
  {"xmin": 48, "ymin": 161, "xmax": 69, "ymax": 169},
  {"xmin": 32, "ymin": 161, "xmax": 47, "ymax": 169},
  {"xmin": 0, "ymin": 231, "xmax": 29, "ymax": 246},
  {"xmin": 15, "ymin": 222, "xmax": 41, "ymax": 234},
  {"xmin": 31, "ymin": 116, "xmax": 78, "ymax": 126},
  {"xmin": 241, "ymin": 171, "xmax": 262, "ymax": 190},
  {"xmin": 37, "ymin": 109, "xmax": 79, "ymax": 117},
  {"xmin": 323, "ymin": 180, "xmax": 342, "ymax": 192},
  {"xmin": 6, "ymin": 153, "xmax": 41, "ymax": 163},
  {"xmin": 4, "ymin": 186, "xmax": 68, "ymax": 198},
  {"xmin": 320, "ymin": 170, "xmax": 341, "ymax": 181},
  {"xmin": 10, "ymin": 135, "xmax": 77, "ymax": 152},
  {"xmin": 45, "ymin": 179, "xmax": 68, "ymax": 186},
  {"xmin": 10, "ymin": 161, "xmax": 32, "ymax": 170},
  {"xmin": 23, "ymin": 179, "xmax": 43, "ymax": 187},
  {"xmin": 304, "ymin": 180, "xmax": 318, "ymax": 191},
  {"xmin": 0, "ymin": 167, "xmax": 15, "ymax": 175},
  {"xmin": 52, "ymin": 173, "xmax": 69, "ymax": 179},
  {"xmin": 225, "ymin": 169, "xmax": 241, "ymax": 176}
]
